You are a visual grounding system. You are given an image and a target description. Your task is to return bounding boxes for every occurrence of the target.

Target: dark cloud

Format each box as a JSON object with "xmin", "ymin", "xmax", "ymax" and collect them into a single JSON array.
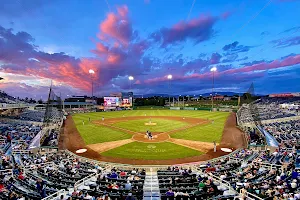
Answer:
[
  {"xmin": 222, "ymin": 41, "xmax": 252, "ymax": 54},
  {"xmin": 280, "ymin": 26, "xmax": 300, "ymax": 34},
  {"xmin": 241, "ymin": 60, "xmax": 266, "ymax": 66},
  {"xmin": 222, "ymin": 41, "xmax": 239, "ymax": 51},
  {"xmin": 260, "ymin": 31, "xmax": 269, "ymax": 36},
  {"xmin": 210, "ymin": 52, "xmax": 222, "ymax": 64},
  {"xmin": 150, "ymin": 14, "xmax": 219, "ymax": 47},
  {"xmin": 222, "ymin": 54, "xmax": 238, "ymax": 63},
  {"xmin": 271, "ymin": 36, "xmax": 300, "ymax": 48}
]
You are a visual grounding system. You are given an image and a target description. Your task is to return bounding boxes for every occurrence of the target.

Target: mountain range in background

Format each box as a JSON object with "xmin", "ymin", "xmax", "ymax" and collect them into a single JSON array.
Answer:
[{"xmin": 133, "ymin": 92, "xmax": 267, "ymax": 98}]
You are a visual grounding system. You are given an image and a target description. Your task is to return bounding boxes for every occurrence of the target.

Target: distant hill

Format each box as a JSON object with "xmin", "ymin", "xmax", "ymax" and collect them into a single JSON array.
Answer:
[{"xmin": 133, "ymin": 92, "xmax": 266, "ymax": 98}]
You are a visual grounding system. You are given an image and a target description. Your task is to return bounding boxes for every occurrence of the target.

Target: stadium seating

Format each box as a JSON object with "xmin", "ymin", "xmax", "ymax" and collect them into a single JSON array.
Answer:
[{"xmin": 1, "ymin": 96, "xmax": 300, "ymax": 199}]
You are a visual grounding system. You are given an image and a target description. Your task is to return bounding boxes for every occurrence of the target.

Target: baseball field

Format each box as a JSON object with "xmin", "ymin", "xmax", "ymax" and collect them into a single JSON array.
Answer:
[{"xmin": 64, "ymin": 110, "xmax": 241, "ymax": 163}]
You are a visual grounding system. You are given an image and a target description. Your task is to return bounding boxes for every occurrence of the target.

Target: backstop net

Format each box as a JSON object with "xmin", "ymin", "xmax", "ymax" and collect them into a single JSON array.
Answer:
[{"xmin": 40, "ymin": 85, "xmax": 63, "ymax": 147}]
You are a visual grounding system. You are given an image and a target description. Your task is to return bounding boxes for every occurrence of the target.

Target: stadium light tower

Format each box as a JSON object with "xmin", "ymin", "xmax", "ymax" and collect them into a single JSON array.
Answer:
[
  {"xmin": 167, "ymin": 74, "xmax": 172, "ymax": 107},
  {"xmin": 89, "ymin": 69, "xmax": 95, "ymax": 99},
  {"xmin": 210, "ymin": 67, "xmax": 217, "ymax": 111},
  {"xmin": 128, "ymin": 76, "xmax": 134, "ymax": 91}
]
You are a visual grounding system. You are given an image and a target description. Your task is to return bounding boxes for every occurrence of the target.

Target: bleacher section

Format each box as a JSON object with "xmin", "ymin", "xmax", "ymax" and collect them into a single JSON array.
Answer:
[{"xmin": 1, "ymin": 96, "xmax": 300, "ymax": 199}]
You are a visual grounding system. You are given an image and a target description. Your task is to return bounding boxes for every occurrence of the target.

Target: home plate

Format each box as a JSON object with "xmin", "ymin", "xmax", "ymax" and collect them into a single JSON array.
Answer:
[
  {"xmin": 76, "ymin": 149, "xmax": 87, "ymax": 154},
  {"xmin": 221, "ymin": 148, "xmax": 232, "ymax": 153}
]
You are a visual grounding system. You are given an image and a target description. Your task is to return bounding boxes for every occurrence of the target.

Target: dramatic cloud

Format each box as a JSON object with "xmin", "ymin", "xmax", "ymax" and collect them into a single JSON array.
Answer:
[
  {"xmin": 145, "ymin": 54, "xmax": 300, "ymax": 84},
  {"xmin": 0, "ymin": 25, "xmax": 99, "ymax": 91},
  {"xmin": 98, "ymin": 5, "xmax": 134, "ymax": 45},
  {"xmin": 223, "ymin": 54, "xmax": 300, "ymax": 74},
  {"xmin": 271, "ymin": 36, "xmax": 300, "ymax": 48},
  {"xmin": 222, "ymin": 41, "xmax": 252, "ymax": 53},
  {"xmin": 210, "ymin": 53, "xmax": 222, "ymax": 64},
  {"xmin": 1, "ymin": 3, "xmax": 300, "ymax": 97},
  {"xmin": 150, "ymin": 14, "xmax": 219, "ymax": 47}
]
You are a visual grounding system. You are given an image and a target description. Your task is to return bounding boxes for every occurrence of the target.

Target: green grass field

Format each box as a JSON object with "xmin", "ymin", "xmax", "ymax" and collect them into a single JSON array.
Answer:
[
  {"xmin": 112, "ymin": 118, "xmax": 188, "ymax": 133},
  {"xmin": 170, "ymin": 113, "xmax": 229, "ymax": 143},
  {"xmin": 72, "ymin": 110, "xmax": 230, "ymax": 159},
  {"xmin": 101, "ymin": 142, "xmax": 203, "ymax": 160},
  {"xmin": 76, "ymin": 123, "xmax": 132, "ymax": 145}
]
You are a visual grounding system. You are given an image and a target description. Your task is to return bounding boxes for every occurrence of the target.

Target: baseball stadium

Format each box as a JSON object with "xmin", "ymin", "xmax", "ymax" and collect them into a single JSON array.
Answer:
[
  {"xmin": 1, "ymin": 0, "xmax": 300, "ymax": 200},
  {"xmin": 61, "ymin": 109, "xmax": 245, "ymax": 165}
]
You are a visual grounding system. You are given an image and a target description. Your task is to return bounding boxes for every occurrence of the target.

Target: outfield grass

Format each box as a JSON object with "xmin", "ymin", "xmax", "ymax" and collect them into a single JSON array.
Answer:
[
  {"xmin": 73, "ymin": 121, "xmax": 132, "ymax": 145},
  {"xmin": 170, "ymin": 112, "xmax": 229, "ymax": 143},
  {"xmin": 112, "ymin": 118, "xmax": 188, "ymax": 133},
  {"xmin": 101, "ymin": 142, "xmax": 203, "ymax": 160},
  {"xmin": 73, "ymin": 110, "xmax": 228, "ymax": 120}
]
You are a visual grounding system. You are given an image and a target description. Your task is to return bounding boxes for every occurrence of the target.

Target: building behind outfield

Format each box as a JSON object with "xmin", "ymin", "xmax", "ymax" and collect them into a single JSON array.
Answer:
[{"xmin": 63, "ymin": 96, "xmax": 95, "ymax": 111}]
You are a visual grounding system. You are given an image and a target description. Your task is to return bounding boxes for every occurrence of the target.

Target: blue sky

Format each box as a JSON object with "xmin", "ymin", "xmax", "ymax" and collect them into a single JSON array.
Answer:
[{"xmin": 0, "ymin": 0, "xmax": 299, "ymax": 99}]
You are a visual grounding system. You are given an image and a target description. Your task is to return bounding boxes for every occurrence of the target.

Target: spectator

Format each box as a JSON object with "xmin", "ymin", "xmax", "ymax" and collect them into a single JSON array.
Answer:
[
  {"xmin": 125, "ymin": 180, "xmax": 132, "ymax": 190},
  {"xmin": 166, "ymin": 187, "xmax": 175, "ymax": 197},
  {"xmin": 125, "ymin": 193, "xmax": 136, "ymax": 200}
]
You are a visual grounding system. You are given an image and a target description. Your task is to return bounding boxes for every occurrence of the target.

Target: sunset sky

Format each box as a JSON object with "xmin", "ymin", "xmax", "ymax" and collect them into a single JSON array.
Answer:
[{"xmin": 0, "ymin": 0, "xmax": 299, "ymax": 99}]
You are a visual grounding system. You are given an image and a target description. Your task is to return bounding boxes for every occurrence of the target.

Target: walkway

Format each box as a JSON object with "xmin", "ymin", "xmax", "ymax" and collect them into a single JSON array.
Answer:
[
  {"xmin": 143, "ymin": 169, "xmax": 161, "ymax": 200},
  {"xmin": 257, "ymin": 125, "xmax": 279, "ymax": 147}
]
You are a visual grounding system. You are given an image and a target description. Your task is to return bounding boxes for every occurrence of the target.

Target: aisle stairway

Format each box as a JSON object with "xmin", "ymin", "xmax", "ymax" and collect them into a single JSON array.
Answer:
[{"xmin": 143, "ymin": 169, "xmax": 161, "ymax": 200}]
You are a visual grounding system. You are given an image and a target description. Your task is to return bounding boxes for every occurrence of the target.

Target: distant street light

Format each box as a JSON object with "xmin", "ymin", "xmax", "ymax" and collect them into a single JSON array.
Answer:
[
  {"xmin": 167, "ymin": 74, "xmax": 172, "ymax": 107},
  {"xmin": 210, "ymin": 67, "xmax": 217, "ymax": 111}
]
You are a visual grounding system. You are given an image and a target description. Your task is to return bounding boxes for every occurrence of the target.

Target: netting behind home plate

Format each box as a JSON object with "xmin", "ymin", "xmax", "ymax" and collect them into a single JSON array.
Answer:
[
  {"xmin": 40, "ymin": 85, "xmax": 63, "ymax": 146},
  {"xmin": 247, "ymin": 83, "xmax": 262, "ymax": 126},
  {"xmin": 43, "ymin": 86, "xmax": 62, "ymax": 125}
]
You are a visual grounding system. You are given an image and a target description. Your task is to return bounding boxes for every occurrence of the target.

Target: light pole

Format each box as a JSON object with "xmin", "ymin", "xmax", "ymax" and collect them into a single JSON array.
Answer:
[
  {"xmin": 210, "ymin": 67, "xmax": 217, "ymax": 111},
  {"xmin": 128, "ymin": 76, "xmax": 134, "ymax": 91},
  {"xmin": 167, "ymin": 74, "xmax": 172, "ymax": 107},
  {"xmin": 89, "ymin": 69, "xmax": 95, "ymax": 99},
  {"xmin": 128, "ymin": 76, "xmax": 134, "ymax": 109}
]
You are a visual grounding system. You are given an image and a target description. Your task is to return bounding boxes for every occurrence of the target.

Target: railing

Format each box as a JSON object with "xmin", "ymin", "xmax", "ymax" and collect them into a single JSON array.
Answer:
[
  {"xmin": 12, "ymin": 149, "xmax": 31, "ymax": 154},
  {"xmin": 258, "ymin": 162, "xmax": 282, "ymax": 169},
  {"xmin": 209, "ymin": 173, "xmax": 237, "ymax": 194},
  {"xmin": 23, "ymin": 161, "xmax": 57, "ymax": 171},
  {"xmin": 74, "ymin": 172, "xmax": 98, "ymax": 190},
  {"xmin": 0, "ymin": 169, "xmax": 13, "ymax": 177},
  {"xmin": 41, "ymin": 189, "xmax": 65, "ymax": 200},
  {"xmin": 237, "ymin": 190, "xmax": 264, "ymax": 200}
]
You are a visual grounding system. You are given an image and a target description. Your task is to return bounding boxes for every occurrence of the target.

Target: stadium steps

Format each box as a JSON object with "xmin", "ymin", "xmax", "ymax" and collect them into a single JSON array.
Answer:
[{"xmin": 143, "ymin": 169, "xmax": 161, "ymax": 200}]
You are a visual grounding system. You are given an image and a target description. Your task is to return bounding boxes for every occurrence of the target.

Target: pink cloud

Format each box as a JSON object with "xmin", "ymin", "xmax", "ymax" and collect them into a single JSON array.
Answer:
[{"xmin": 99, "ymin": 5, "xmax": 133, "ymax": 45}]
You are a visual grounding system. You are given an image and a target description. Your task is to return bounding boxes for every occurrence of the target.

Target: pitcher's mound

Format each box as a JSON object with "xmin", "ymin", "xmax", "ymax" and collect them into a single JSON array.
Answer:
[{"xmin": 145, "ymin": 122, "xmax": 157, "ymax": 125}]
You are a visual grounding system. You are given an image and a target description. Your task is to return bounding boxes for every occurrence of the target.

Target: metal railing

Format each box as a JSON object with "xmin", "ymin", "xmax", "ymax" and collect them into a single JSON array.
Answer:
[
  {"xmin": 209, "ymin": 173, "xmax": 237, "ymax": 196},
  {"xmin": 41, "ymin": 189, "xmax": 65, "ymax": 200},
  {"xmin": 74, "ymin": 172, "xmax": 98, "ymax": 190},
  {"xmin": 12, "ymin": 149, "xmax": 31, "ymax": 154},
  {"xmin": 0, "ymin": 169, "xmax": 13, "ymax": 177},
  {"xmin": 23, "ymin": 161, "xmax": 57, "ymax": 171},
  {"xmin": 237, "ymin": 190, "xmax": 264, "ymax": 200}
]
